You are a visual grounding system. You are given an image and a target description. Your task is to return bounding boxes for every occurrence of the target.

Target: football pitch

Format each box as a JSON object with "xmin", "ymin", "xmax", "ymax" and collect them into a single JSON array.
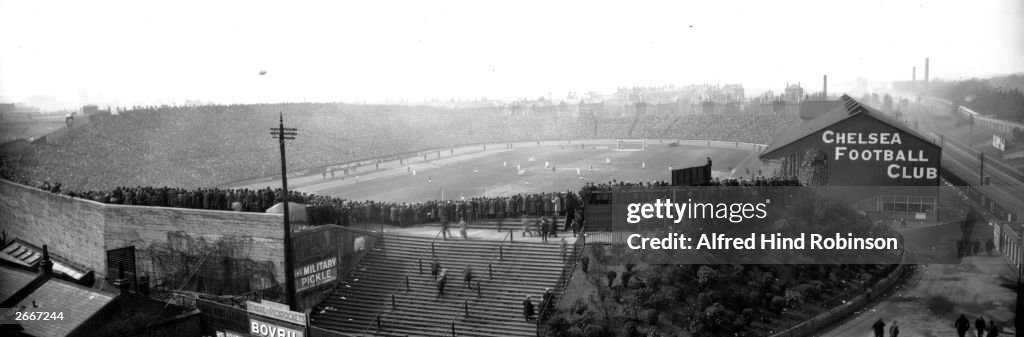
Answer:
[{"xmin": 293, "ymin": 141, "xmax": 770, "ymax": 203}]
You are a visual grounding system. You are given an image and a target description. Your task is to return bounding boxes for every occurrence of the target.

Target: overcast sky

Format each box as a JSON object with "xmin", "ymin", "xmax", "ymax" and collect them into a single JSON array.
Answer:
[{"xmin": 1, "ymin": 0, "xmax": 1022, "ymax": 110}]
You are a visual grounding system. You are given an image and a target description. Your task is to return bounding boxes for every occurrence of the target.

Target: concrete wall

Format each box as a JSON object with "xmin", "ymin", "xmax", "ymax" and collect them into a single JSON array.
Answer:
[
  {"xmin": 0, "ymin": 180, "xmax": 286, "ymax": 294},
  {"xmin": 0, "ymin": 179, "xmax": 107, "ymax": 277}
]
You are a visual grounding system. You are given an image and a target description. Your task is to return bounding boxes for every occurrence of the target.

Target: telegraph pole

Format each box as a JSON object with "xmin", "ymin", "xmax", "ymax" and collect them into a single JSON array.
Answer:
[
  {"xmin": 980, "ymin": 152, "xmax": 986, "ymax": 186},
  {"xmin": 270, "ymin": 112, "xmax": 298, "ymax": 310}
]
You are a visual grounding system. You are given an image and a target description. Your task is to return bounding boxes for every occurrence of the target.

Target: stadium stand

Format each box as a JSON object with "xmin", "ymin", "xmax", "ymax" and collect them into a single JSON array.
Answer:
[{"xmin": 0, "ymin": 103, "xmax": 798, "ymax": 191}]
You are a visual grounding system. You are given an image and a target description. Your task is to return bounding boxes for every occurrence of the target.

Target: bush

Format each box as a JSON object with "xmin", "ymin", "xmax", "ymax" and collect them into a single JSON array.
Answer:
[
  {"xmin": 645, "ymin": 309, "xmax": 659, "ymax": 325},
  {"xmin": 703, "ymin": 303, "xmax": 727, "ymax": 327},
  {"xmin": 572, "ymin": 298, "xmax": 589, "ymax": 316},
  {"xmin": 572, "ymin": 310, "xmax": 595, "ymax": 330},
  {"xmin": 624, "ymin": 321, "xmax": 640, "ymax": 337},
  {"xmin": 645, "ymin": 328, "xmax": 663, "ymax": 337},
  {"xmin": 784, "ymin": 289, "xmax": 803, "ymax": 308},
  {"xmin": 581, "ymin": 256, "xmax": 590, "ymax": 273},
  {"xmin": 674, "ymin": 286, "xmax": 687, "ymax": 302},
  {"xmin": 634, "ymin": 287, "xmax": 654, "ymax": 308},
  {"xmin": 696, "ymin": 290, "xmax": 720, "ymax": 309},
  {"xmin": 769, "ymin": 296, "xmax": 786, "ymax": 314},
  {"xmin": 697, "ymin": 266, "xmax": 719, "ymax": 290},
  {"xmin": 583, "ymin": 324, "xmax": 606, "ymax": 337},
  {"xmin": 548, "ymin": 316, "xmax": 571, "ymax": 337},
  {"xmin": 741, "ymin": 308, "xmax": 754, "ymax": 320},
  {"xmin": 647, "ymin": 290, "xmax": 671, "ymax": 310},
  {"xmin": 647, "ymin": 276, "xmax": 662, "ymax": 293}
]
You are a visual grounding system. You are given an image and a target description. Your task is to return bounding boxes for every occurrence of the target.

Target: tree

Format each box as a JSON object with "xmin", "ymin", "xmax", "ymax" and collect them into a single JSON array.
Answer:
[
  {"xmin": 607, "ymin": 271, "xmax": 617, "ymax": 289},
  {"xmin": 697, "ymin": 266, "xmax": 719, "ymax": 290}
]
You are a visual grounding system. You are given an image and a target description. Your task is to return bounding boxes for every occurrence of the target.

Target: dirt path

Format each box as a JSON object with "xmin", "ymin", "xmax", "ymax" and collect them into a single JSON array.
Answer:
[{"xmin": 817, "ymin": 254, "xmax": 1017, "ymax": 337}]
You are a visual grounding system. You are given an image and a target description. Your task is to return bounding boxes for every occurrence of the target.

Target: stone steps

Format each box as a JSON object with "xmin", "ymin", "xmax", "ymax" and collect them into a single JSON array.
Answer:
[{"xmin": 310, "ymin": 232, "xmax": 569, "ymax": 337}]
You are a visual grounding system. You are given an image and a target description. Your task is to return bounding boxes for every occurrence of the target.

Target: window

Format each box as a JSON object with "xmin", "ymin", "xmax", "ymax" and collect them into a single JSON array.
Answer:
[{"xmin": 880, "ymin": 194, "xmax": 937, "ymax": 214}]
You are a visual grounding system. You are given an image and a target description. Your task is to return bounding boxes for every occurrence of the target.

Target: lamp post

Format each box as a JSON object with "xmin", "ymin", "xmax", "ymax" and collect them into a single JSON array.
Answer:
[{"xmin": 270, "ymin": 112, "xmax": 298, "ymax": 310}]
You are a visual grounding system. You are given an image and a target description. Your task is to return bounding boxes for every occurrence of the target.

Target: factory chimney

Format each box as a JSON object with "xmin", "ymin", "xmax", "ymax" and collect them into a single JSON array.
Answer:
[
  {"xmin": 823, "ymin": 75, "xmax": 828, "ymax": 99},
  {"xmin": 925, "ymin": 58, "xmax": 930, "ymax": 84},
  {"xmin": 913, "ymin": 66, "xmax": 916, "ymax": 82}
]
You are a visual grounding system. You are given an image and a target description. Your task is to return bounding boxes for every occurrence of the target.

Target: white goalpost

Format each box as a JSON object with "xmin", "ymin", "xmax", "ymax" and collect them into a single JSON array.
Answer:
[{"xmin": 615, "ymin": 139, "xmax": 647, "ymax": 151}]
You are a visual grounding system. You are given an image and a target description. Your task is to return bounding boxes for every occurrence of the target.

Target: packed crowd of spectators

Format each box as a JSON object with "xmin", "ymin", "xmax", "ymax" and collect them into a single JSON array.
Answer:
[
  {"xmin": 4, "ymin": 168, "xmax": 590, "ymax": 229},
  {"xmin": 0, "ymin": 102, "xmax": 800, "ymax": 192},
  {"xmin": 579, "ymin": 176, "xmax": 802, "ymax": 193}
]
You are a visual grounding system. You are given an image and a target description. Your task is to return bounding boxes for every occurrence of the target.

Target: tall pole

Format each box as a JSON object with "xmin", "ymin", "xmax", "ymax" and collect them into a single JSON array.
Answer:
[
  {"xmin": 271, "ymin": 112, "xmax": 298, "ymax": 310},
  {"xmin": 980, "ymin": 152, "xmax": 985, "ymax": 186}
]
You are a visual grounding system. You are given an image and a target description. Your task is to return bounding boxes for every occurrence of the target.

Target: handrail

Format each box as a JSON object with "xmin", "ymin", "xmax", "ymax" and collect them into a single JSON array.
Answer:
[
  {"xmin": 442, "ymin": 231, "xmax": 513, "ymax": 337},
  {"xmin": 536, "ymin": 233, "xmax": 585, "ymax": 337},
  {"xmin": 357, "ymin": 228, "xmax": 446, "ymax": 336}
]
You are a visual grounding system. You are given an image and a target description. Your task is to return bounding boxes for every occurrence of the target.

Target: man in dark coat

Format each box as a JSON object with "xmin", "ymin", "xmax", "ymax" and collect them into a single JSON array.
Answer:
[
  {"xmin": 442, "ymin": 219, "xmax": 453, "ymax": 240},
  {"xmin": 436, "ymin": 269, "xmax": 448, "ymax": 299},
  {"xmin": 871, "ymin": 319, "xmax": 885, "ymax": 337},
  {"xmin": 571, "ymin": 217, "xmax": 580, "ymax": 237},
  {"xmin": 523, "ymin": 295, "xmax": 535, "ymax": 321},
  {"xmin": 540, "ymin": 288, "xmax": 553, "ymax": 320},
  {"xmin": 976, "ymin": 317, "xmax": 987, "ymax": 337},
  {"xmin": 955, "ymin": 314, "xmax": 971, "ymax": 337},
  {"xmin": 431, "ymin": 261, "xmax": 441, "ymax": 280},
  {"xmin": 539, "ymin": 217, "xmax": 549, "ymax": 243},
  {"xmin": 463, "ymin": 265, "xmax": 474, "ymax": 289}
]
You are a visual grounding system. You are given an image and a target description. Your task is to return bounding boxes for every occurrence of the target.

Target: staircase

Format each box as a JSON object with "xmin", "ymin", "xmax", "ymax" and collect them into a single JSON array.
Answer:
[{"xmin": 310, "ymin": 230, "xmax": 573, "ymax": 337}]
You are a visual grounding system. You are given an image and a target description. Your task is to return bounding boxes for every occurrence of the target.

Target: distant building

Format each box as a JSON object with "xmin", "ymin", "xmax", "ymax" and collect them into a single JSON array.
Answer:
[{"xmin": 784, "ymin": 83, "xmax": 804, "ymax": 103}]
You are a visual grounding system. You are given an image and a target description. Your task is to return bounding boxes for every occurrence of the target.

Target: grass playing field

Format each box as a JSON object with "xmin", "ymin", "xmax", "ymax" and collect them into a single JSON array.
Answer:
[{"xmin": 296, "ymin": 142, "xmax": 769, "ymax": 203}]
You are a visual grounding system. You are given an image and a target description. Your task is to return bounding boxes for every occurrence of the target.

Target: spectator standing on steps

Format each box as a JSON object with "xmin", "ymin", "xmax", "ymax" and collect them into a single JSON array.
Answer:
[
  {"xmin": 463, "ymin": 265, "xmax": 474, "ymax": 289},
  {"xmin": 436, "ymin": 269, "xmax": 448, "ymax": 299},
  {"xmin": 571, "ymin": 217, "xmax": 580, "ymax": 237},
  {"xmin": 431, "ymin": 261, "xmax": 441, "ymax": 280},
  {"xmin": 540, "ymin": 217, "xmax": 549, "ymax": 243},
  {"xmin": 442, "ymin": 219, "xmax": 453, "ymax": 240},
  {"xmin": 540, "ymin": 288, "xmax": 554, "ymax": 320},
  {"xmin": 521, "ymin": 216, "xmax": 534, "ymax": 237},
  {"xmin": 459, "ymin": 218, "xmax": 469, "ymax": 240},
  {"xmin": 523, "ymin": 295, "xmax": 534, "ymax": 321}
]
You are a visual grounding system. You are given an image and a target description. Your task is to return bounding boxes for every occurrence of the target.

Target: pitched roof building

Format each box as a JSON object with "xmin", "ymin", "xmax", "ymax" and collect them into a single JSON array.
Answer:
[{"xmin": 760, "ymin": 95, "xmax": 942, "ymax": 220}]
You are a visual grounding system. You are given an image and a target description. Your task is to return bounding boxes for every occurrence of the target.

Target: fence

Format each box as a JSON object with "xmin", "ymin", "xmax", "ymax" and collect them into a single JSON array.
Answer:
[
  {"xmin": 998, "ymin": 222, "xmax": 1024, "ymax": 277},
  {"xmin": 768, "ymin": 251, "xmax": 910, "ymax": 337}
]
